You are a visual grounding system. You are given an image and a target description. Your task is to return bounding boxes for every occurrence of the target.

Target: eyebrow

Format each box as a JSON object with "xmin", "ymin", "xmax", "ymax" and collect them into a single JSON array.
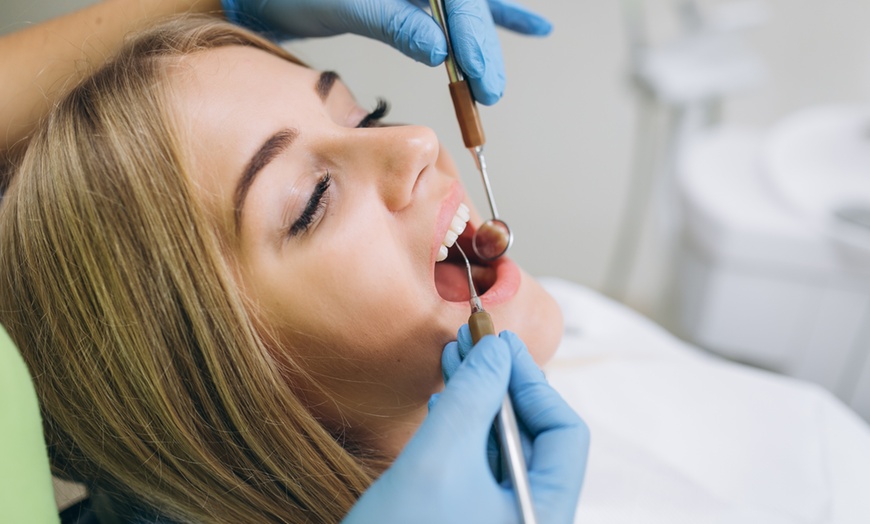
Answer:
[
  {"xmin": 316, "ymin": 71, "xmax": 339, "ymax": 101},
  {"xmin": 234, "ymin": 128, "xmax": 298, "ymax": 233},
  {"xmin": 233, "ymin": 71, "xmax": 340, "ymax": 233}
]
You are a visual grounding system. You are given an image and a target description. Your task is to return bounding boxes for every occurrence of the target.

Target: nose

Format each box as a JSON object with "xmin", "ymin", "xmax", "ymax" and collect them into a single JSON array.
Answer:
[{"xmin": 346, "ymin": 125, "xmax": 440, "ymax": 211}]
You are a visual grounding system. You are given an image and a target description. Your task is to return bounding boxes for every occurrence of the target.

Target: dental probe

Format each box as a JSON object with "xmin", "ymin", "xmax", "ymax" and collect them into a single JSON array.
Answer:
[
  {"xmin": 429, "ymin": 0, "xmax": 514, "ymax": 261},
  {"xmin": 453, "ymin": 244, "xmax": 538, "ymax": 524}
]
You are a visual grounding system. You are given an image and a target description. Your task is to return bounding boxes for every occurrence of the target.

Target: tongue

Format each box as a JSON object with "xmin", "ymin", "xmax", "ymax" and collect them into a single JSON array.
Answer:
[
  {"xmin": 434, "ymin": 262, "xmax": 498, "ymax": 302},
  {"xmin": 434, "ymin": 262, "xmax": 472, "ymax": 302}
]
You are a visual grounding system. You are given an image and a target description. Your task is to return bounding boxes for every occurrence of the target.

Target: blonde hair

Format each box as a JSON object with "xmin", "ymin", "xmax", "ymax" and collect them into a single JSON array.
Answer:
[{"xmin": 0, "ymin": 16, "xmax": 377, "ymax": 523}]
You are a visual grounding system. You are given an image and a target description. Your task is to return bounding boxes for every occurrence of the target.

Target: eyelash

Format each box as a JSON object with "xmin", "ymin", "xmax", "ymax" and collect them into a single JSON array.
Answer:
[
  {"xmin": 357, "ymin": 98, "xmax": 390, "ymax": 128},
  {"xmin": 286, "ymin": 100, "xmax": 387, "ymax": 239},
  {"xmin": 288, "ymin": 172, "xmax": 331, "ymax": 238}
]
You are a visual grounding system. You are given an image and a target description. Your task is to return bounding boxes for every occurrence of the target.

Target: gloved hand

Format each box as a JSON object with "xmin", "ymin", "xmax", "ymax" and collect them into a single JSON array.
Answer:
[
  {"xmin": 220, "ymin": 0, "xmax": 552, "ymax": 105},
  {"xmin": 442, "ymin": 324, "xmax": 530, "ymax": 478},
  {"xmin": 342, "ymin": 331, "xmax": 589, "ymax": 524}
]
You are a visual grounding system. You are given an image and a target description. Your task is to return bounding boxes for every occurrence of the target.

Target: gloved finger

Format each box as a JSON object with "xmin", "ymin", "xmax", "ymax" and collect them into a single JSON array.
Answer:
[
  {"xmin": 258, "ymin": 0, "xmax": 449, "ymax": 64},
  {"xmin": 487, "ymin": 430, "xmax": 503, "ymax": 480},
  {"xmin": 411, "ymin": 0, "xmax": 551, "ymax": 35},
  {"xmin": 427, "ymin": 392, "xmax": 441, "ymax": 412},
  {"xmin": 425, "ymin": 335, "xmax": 512, "ymax": 444},
  {"xmin": 497, "ymin": 332, "xmax": 589, "ymax": 519},
  {"xmin": 445, "ymin": 0, "xmax": 505, "ymax": 104},
  {"xmin": 348, "ymin": 0, "xmax": 449, "ymax": 66},
  {"xmin": 491, "ymin": 407, "xmax": 534, "ymax": 488},
  {"xmin": 442, "ymin": 322, "xmax": 491, "ymax": 381},
  {"xmin": 490, "ymin": 382, "xmax": 535, "ymax": 479},
  {"xmin": 457, "ymin": 323, "xmax": 474, "ymax": 358},
  {"xmin": 378, "ymin": 0, "xmax": 451, "ymax": 65},
  {"xmin": 489, "ymin": 423, "xmax": 534, "ymax": 487},
  {"xmin": 345, "ymin": 338, "xmax": 515, "ymax": 524},
  {"xmin": 517, "ymin": 408, "xmax": 535, "ymax": 466},
  {"xmin": 498, "ymin": 330, "xmax": 585, "ymax": 451},
  {"xmin": 488, "ymin": 403, "xmax": 535, "ymax": 484},
  {"xmin": 441, "ymin": 340, "xmax": 462, "ymax": 382},
  {"xmin": 498, "ymin": 330, "xmax": 546, "ymax": 387},
  {"xmin": 487, "ymin": 0, "xmax": 553, "ymax": 35},
  {"xmin": 527, "ymin": 412, "xmax": 589, "ymax": 522},
  {"xmin": 452, "ymin": 329, "xmax": 531, "ymax": 478}
]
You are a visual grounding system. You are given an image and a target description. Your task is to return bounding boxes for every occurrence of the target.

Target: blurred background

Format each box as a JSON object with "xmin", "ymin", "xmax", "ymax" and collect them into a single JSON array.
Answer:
[{"xmin": 4, "ymin": 0, "xmax": 870, "ymax": 414}]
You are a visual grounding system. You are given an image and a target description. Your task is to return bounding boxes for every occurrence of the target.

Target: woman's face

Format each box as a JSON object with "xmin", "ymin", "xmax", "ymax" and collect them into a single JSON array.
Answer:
[{"xmin": 169, "ymin": 46, "xmax": 561, "ymax": 438}]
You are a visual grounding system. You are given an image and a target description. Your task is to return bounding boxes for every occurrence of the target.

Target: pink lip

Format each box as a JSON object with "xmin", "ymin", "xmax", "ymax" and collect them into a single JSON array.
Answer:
[{"xmin": 477, "ymin": 254, "xmax": 520, "ymax": 309}]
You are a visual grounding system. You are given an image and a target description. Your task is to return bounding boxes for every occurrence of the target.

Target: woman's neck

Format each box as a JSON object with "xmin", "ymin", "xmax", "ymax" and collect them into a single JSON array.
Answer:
[{"xmin": 347, "ymin": 404, "xmax": 429, "ymax": 470}]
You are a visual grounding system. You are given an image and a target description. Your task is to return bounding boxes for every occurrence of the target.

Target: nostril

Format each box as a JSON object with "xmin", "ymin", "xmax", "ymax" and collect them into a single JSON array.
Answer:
[{"xmin": 380, "ymin": 126, "xmax": 440, "ymax": 209}]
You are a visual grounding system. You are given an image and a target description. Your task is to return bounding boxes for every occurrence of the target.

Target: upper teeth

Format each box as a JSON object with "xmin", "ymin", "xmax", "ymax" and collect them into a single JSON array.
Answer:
[{"xmin": 436, "ymin": 203, "xmax": 470, "ymax": 262}]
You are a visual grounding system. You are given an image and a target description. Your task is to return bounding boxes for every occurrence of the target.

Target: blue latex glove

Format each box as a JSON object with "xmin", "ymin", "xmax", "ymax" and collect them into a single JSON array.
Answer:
[
  {"xmin": 442, "ymin": 324, "xmax": 530, "ymax": 478},
  {"xmin": 220, "ymin": 0, "xmax": 552, "ymax": 104},
  {"xmin": 342, "ymin": 331, "xmax": 589, "ymax": 523}
]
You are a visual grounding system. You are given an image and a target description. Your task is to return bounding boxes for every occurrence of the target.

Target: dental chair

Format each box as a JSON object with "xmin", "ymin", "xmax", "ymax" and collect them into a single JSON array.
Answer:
[{"xmin": 0, "ymin": 327, "xmax": 98, "ymax": 523}]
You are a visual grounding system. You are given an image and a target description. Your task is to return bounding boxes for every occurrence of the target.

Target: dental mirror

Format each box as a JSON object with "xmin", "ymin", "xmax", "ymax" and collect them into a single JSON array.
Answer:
[
  {"xmin": 428, "ymin": 0, "xmax": 513, "ymax": 261},
  {"xmin": 473, "ymin": 218, "xmax": 513, "ymax": 260},
  {"xmin": 470, "ymin": 147, "xmax": 513, "ymax": 260}
]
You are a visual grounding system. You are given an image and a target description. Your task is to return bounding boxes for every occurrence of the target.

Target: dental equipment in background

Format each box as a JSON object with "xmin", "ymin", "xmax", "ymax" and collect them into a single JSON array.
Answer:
[
  {"xmin": 429, "ymin": 0, "xmax": 513, "ymax": 261},
  {"xmin": 453, "ymin": 243, "xmax": 537, "ymax": 524},
  {"xmin": 606, "ymin": 0, "xmax": 767, "ymax": 302}
]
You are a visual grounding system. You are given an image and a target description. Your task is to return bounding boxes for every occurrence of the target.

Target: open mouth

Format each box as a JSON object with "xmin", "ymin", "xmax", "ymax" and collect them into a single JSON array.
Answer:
[{"xmin": 434, "ymin": 225, "xmax": 498, "ymax": 302}]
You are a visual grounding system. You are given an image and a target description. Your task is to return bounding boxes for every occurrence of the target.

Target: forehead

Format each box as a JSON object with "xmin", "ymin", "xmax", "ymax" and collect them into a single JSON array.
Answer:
[
  {"xmin": 163, "ymin": 46, "xmax": 359, "ymax": 237},
  {"xmin": 169, "ymin": 46, "xmax": 319, "ymax": 122},
  {"xmin": 167, "ymin": 45, "xmax": 359, "ymax": 143}
]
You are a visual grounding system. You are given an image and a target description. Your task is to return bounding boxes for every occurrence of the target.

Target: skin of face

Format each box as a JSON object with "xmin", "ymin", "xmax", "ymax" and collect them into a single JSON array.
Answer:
[{"xmin": 169, "ymin": 46, "xmax": 563, "ymax": 456}]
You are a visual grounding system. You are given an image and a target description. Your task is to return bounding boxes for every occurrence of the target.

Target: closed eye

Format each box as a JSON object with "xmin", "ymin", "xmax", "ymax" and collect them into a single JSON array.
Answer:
[{"xmin": 288, "ymin": 173, "xmax": 331, "ymax": 238}]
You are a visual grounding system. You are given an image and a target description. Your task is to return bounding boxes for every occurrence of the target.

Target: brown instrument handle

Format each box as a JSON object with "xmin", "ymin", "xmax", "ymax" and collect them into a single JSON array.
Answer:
[
  {"xmin": 449, "ymin": 80, "xmax": 486, "ymax": 149},
  {"xmin": 469, "ymin": 310, "xmax": 495, "ymax": 344},
  {"xmin": 469, "ymin": 307, "xmax": 538, "ymax": 522}
]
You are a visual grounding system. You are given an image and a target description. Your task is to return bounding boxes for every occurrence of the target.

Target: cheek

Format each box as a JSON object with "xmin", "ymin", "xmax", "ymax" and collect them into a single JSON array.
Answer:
[
  {"xmin": 491, "ymin": 271, "xmax": 563, "ymax": 366},
  {"xmin": 292, "ymin": 205, "xmax": 439, "ymax": 346},
  {"xmin": 272, "ymin": 292, "xmax": 448, "ymax": 419},
  {"xmin": 244, "ymin": 232, "xmax": 448, "ymax": 407},
  {"xmin": 287, "ymin": 258, "xmax": 435, "ymax": 366}
]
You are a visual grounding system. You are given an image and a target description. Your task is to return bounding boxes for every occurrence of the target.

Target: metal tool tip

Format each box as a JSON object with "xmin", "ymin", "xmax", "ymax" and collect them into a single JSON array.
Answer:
[{"xmin": 452, "ymin": 244, "xmax": 483, "ymax": 311}]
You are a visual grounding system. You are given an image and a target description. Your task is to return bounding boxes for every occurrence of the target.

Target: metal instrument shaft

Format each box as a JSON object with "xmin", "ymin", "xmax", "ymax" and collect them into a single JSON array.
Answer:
[
  {"xmin": 429, "ymin": 0, "xmax": 513, "ymax": 260},
  {"xmin": 454, "ymin": 244, "xmax": 538, "ymax": 524}
]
